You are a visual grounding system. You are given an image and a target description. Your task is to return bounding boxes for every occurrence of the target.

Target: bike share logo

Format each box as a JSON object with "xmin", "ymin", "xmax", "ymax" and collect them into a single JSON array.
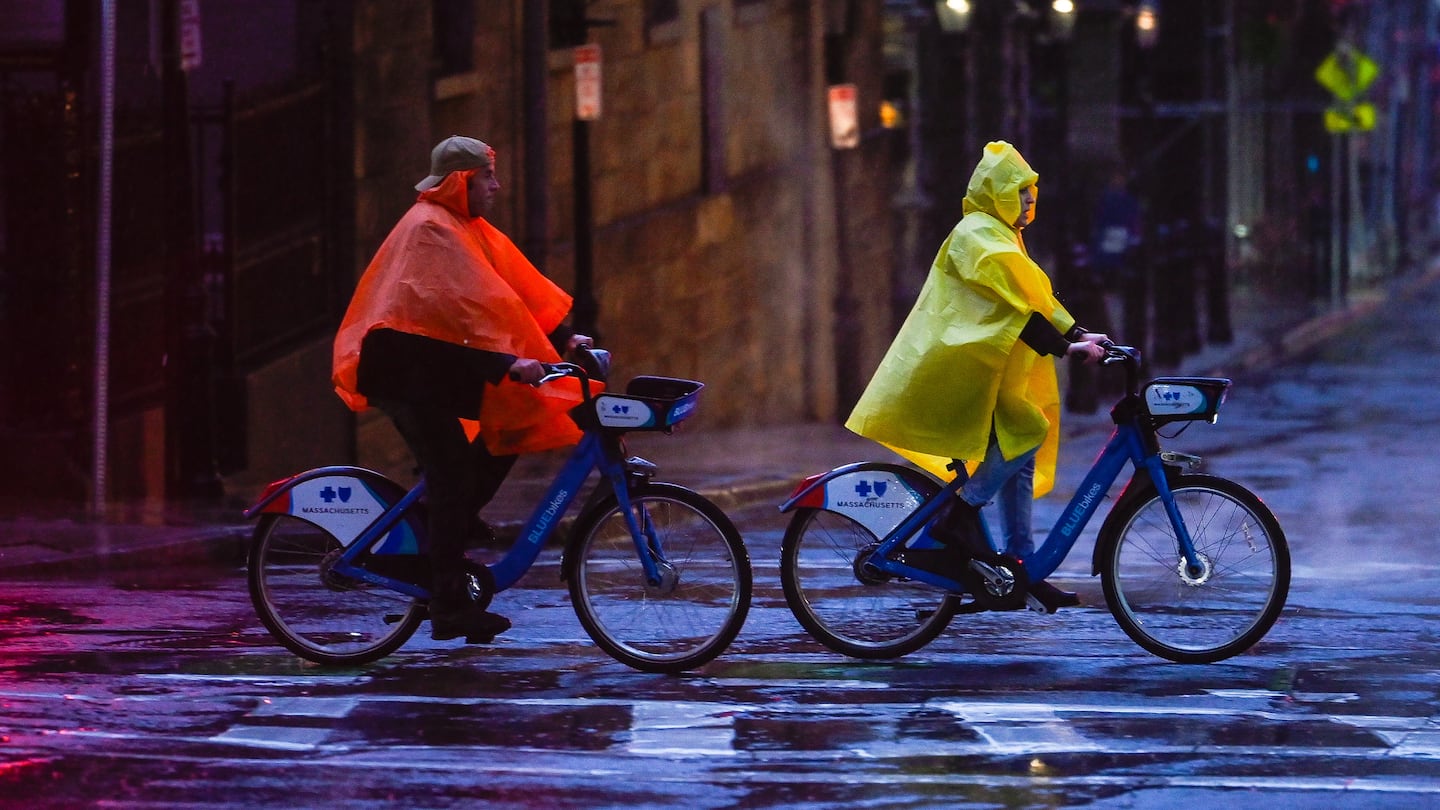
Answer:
[
  {"xmin": 1059, "ymin": 482, "xmax": 1104, "ymax": 538},
  {"xmin": 833, "ymin": 477, "xmax": 906, "ymax": 509},
  {"xmin": 597, "ymin": 395, "xmax": 653, "ymax": 428},
  {"xmin": 526, "ymin": 489, "xmax": 569, "ymax": 546},
  {"xmin": 668, "ymin": 397, "xmax": 696, "ymax": 424},
  {"xmin": 321, "ymin": 485, "xmax": 351, "ymax": 504},
  {"xmin": 299, "ymin": 480, "xmax": 372, "ymax": 516},
  {"xmin": 1146, "ymin": 384, "xmax": 1206, "ymax": 415}
]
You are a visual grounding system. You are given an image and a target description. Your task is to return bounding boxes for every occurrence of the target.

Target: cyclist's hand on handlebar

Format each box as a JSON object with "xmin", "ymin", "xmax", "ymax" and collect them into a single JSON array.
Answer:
[
  {"xmin": 1066, "ymin": 340, "xmax": 1108, "ymax": 365},
  {"xmin": 507, "ymin": 357, "xmax": 546, "ymax": 384},
  {"xmin": 566, "ymin": 334, "xmax": 593, "ymax": 352},
  {"xmin": 1077, "ymin": 331, "xmax": 1110, "ymax": 344}
]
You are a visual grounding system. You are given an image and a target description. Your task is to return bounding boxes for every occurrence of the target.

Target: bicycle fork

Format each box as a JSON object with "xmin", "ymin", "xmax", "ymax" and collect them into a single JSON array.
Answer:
[
  {"xmin": 1140, "ymin": 454, "xmax": 1207, "ymax": 578},
  {"xmin": 604, "ymin": 456, "xmax": 676, "ymax": 592}
]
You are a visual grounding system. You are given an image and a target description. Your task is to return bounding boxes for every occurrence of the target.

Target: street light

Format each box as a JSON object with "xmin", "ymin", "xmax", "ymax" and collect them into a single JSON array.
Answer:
[
  {"xmin": 935, "ymin": 0, "xmax": 972, "ymax": 33},
  {"xmin": 1049, "ymin": 0, "xmax": 1076, "ymax": 41},
  {"xmin": 1135, "ymin": 2, "xmax": 1159, "ymax": 49}
]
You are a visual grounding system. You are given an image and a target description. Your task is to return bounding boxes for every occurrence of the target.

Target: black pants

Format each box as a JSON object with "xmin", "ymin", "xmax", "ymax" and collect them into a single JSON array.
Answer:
[{"xmin": 375, "ymin": 400, "xmax": 517, "ymax": 594}]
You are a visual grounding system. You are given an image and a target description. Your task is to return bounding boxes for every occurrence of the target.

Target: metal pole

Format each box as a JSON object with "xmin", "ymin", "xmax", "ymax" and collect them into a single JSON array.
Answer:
[
  {"xmin": 1330, "ymin": 134, "xmax": 1342, "ymax": 306},
  {"xmin": 522, "ymin": 2, "xmax": 550, "ymax": 268},
  {"xmin": 91, "ymin": 0, "xmax": 116, "ymax": 516},
  {"xmin": 572, "ymin": 118, "xmax": 597, "ymax": 337}
]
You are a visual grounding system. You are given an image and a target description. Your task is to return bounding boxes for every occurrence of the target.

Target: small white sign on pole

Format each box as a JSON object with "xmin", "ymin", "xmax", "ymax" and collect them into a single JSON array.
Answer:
[
  {"xmin": 575, "ymin": 43, "xmax": 602, "ymax": 121},
  {"xmin": 828, "ymin": 84, "xmax": 859, "ymax": 149}
]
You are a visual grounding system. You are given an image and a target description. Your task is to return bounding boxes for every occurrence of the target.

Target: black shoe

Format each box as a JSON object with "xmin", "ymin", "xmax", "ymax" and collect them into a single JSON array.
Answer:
[
  {"xmin": 1028, "ymin": 579, "xmax": 1080, "ymax": 613},
  {"xmin": 430, "ymin": 601, "xmax": 511, "ymax": 643},
  {"xmin": 930, "ymin": 498, "xmax": 990, "ymax": 559}
]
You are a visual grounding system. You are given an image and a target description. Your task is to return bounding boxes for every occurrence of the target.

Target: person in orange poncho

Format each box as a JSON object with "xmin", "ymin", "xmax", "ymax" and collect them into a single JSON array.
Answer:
[
  {"xmin": 846, "ymin": 141, "xmax": 1108, "ymax": 611},
  {"xmin": 333, "ymin": 136, "xmax": 591, "ymax": 643}
]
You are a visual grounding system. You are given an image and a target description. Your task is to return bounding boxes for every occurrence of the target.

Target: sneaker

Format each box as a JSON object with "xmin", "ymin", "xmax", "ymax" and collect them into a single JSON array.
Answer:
[
  {"xmin": 430, "ymin": 601, "xmax": 512, "ymax": 643},
  {"xmin": 929, "ymin": 498, "xmax": 991, "ymax": 559},
  {"xmin": 1028, "ymin": 579, "xmax": 1081, "ymax": 613}
]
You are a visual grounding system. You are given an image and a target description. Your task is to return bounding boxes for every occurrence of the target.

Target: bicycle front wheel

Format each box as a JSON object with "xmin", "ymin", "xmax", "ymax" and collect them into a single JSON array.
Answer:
[
  {"xmin": 1099, "ymin": 474, "xmax": 1290, "ymax": 664},
  {"xmin": 781, "ymin": 508, "xmax": 960, "ymax": 659},
  {"xmin": 248, "ymin": 514, "xmax": 426, "ymax": 666},
  {"xmin": 568, "ymin": 483, "xmax": 752, "ymax": 674}
]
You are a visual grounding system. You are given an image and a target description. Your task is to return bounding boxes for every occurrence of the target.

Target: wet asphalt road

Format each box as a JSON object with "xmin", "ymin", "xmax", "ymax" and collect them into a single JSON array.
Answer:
[
  {"xmin": 4, "ymin": 281, "xmax": 1440, "ymax": 808},
  {"xmin": 3, "ymin": 514, "xmax": 1439, "ymax": 808}
]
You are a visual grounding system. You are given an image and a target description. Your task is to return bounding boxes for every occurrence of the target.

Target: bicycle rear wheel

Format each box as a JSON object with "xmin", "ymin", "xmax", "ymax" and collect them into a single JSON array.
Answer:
[
  {"xmin": 1099, "ymin": 474, "xmax": 1289, "ymax": 664},
  {"xmin": 781, "ymin": 508, "xmax": 960, "ymax": 659},
  {"xmin": 248, "ymin": 514, "xmax": 425, "ymax": 666},
  {"xmin": 568, "ymin": 483, "xmax": 751, "ymax": 674}
]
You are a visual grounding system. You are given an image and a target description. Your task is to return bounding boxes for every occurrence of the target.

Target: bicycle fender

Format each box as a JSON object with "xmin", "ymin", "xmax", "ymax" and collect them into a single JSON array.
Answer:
[
  {"xmin": 243, "ymin": 466, "xmax": 418, "ymax": 551},
  {"xmin": 779, "ymin": 462, "xmax": 940, "ymax": 542}
]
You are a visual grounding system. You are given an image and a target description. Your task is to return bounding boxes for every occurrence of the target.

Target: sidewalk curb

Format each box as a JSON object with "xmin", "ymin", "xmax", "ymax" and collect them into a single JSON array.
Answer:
[
  {"xmin": 1, "ymin": 524, "xmax": 250, "ymax": 577},
  {"xmin": 1215, "ymin": 265, "xmax": 1440, "ymax": 378}
]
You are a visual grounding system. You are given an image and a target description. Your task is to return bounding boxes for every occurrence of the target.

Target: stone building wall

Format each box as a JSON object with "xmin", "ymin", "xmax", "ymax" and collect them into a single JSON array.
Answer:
[{"xmin": 346, "ymin": 0, "xmax": 898, "ymax": 457}]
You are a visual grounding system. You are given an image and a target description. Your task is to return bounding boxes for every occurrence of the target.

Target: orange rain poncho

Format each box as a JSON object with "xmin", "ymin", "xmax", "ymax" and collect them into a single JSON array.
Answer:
[
  {"xmin": 845, "ymin": 141, "xmax": 1075, "ymax": 496},
  {"xmin": 333, "ymin": 171, "xmax": 589, "ymax": 456}
]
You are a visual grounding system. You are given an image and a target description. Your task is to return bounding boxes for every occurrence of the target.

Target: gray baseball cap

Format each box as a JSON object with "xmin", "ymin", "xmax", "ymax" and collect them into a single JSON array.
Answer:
[{"xmin": 415, "ymin": 136, "xmax": 494, "ymax": 191}]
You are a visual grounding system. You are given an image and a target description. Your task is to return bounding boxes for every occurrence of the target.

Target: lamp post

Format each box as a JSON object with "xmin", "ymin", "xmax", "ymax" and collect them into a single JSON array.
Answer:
[
  {"xmin": 1037, "ymin": 1, "xmax": 1103, "ymax": 413},
  {"xmin": 1124, "ymin": 0, "xmax": 1158, "ymax": 367},
  {"xmin": 934, "ymin": 0, "xmax": 973, "ymax": 34},
  {"xmin": 1135, "ymin": 1, "xmax": 1159, "ymax": 49}
]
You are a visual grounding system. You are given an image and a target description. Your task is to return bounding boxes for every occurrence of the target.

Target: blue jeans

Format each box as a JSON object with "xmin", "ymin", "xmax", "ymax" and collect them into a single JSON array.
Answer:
[{"xmin": 959, "ymin": 432, "xmax": 1039, "ymax": 558}]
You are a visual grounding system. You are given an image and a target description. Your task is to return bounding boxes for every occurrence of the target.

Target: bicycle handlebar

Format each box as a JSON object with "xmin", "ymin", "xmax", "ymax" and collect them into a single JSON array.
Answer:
[
  {"xmin": 1100, "ymin": 341, "xmax": 1141, "ymax": 366},
  {"xmin": 507, "ymin": 346, "xmax": 609, "ymax": 400}
]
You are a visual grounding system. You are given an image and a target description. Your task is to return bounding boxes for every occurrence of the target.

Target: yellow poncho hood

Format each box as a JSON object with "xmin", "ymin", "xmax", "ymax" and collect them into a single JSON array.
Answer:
[{"xmin": 845, "ymin": 141, "xmax": 1074, "ymax": 496}]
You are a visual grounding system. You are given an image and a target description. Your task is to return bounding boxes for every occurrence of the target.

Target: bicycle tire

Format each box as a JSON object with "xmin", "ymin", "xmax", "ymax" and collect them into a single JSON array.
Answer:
[
  {"xmin": 248, "ymin": 513, "xmax": 426, "ymax": 666},
  {"xmin": 780, "ymin": 505, "xmax": 962, "ymax": 660},
  {"xmin": 1098, "ymin": 473, "xmax": 1290, "ymax": 664},
  {"xmin": 567, "ymin": 483, "xmax": 752, "ymax": 674}
]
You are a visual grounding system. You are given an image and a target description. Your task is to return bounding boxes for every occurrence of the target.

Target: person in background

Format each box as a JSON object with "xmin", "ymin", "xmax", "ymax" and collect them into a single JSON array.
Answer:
[
  {"xmin": 333, "ymin": 136, "xmax": 591, "ymax": 642},
  {"xmin": 845, "ymin": 140, "xmax": 1108, "ymax": 611}
]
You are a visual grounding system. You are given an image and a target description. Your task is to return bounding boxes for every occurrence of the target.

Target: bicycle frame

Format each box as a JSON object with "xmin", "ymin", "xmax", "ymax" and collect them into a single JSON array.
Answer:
[
  {"xmin": 315, "ymin": 431, "xmax": 661, "ymax": 599},
  {"xmin": 244, "ymin": 357, "xmax": 694, "ymax": 604}
]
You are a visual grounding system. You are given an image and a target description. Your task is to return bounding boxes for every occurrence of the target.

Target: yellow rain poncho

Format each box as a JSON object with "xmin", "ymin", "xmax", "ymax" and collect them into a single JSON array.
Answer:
[{"xmin": 845, "ymin": 141, "xmax": 1075, "ymax": 496}]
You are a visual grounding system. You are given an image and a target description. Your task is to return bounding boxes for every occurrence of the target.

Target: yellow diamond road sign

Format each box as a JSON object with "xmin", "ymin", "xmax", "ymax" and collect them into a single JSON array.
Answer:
[
  {"xmin": 1316, "ymin": 48, "xmax": 1378, "ymax": 101},
  {"xmin": 1316, "ymin": 47, "xmax": 1379, "ymax": 133}
]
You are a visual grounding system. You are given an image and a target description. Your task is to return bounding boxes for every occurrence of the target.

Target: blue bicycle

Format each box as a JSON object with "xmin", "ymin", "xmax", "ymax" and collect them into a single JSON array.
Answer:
[
  {"xmin": 244, "ymin": 350, "xmax": 752, "ymax": 673},
  {"xmin": 778, "ymin": 344, "xmax": 1289, "ymax": 664}
]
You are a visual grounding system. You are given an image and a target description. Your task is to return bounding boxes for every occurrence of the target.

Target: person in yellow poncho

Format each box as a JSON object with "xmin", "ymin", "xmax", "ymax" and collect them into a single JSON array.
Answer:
[
  {"xmin": 333, "ymin": 136, "xmax": 592, "ymax": 643},
  {"xmin": 845, "ymin": 141, "xmax": 1108, "ymax": 610}
]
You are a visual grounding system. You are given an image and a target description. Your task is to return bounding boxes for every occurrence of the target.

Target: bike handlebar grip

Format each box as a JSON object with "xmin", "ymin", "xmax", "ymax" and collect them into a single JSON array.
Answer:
[{"xmin": 510, "ymin": 362, "xmax": 565, "ymax": 384}]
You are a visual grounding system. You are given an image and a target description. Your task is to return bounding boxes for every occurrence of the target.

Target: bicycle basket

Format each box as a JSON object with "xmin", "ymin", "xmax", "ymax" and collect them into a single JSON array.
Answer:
[
  {"xmin": 593, "ymin": 376, "xmax": 704, "ymax": 431},
  {"xmin": 1143, "ymin": 376, "xmax": 1231, "ymax": 424}
]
